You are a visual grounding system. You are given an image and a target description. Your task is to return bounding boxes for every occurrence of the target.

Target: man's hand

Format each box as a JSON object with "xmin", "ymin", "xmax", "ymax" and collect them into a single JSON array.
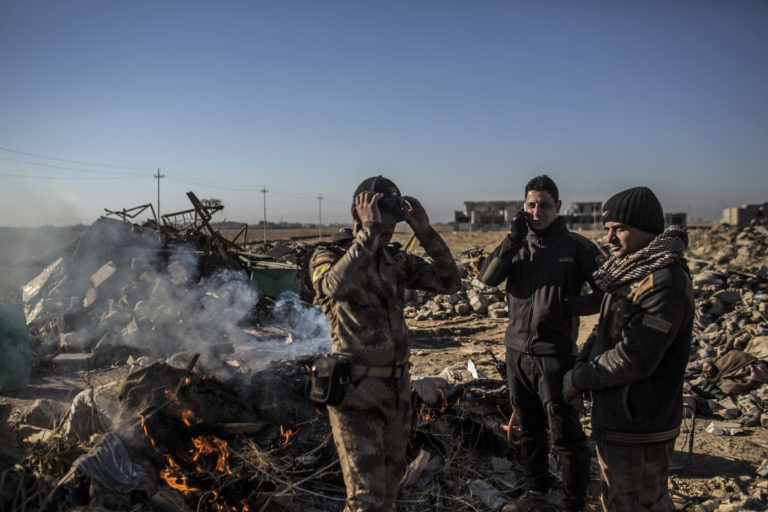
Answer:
[
  {"xmin": 404, "ymin": 196, "xmax": 429, "ymax": 233},
  {"xmin": 563, "ymin": 370, "xmax": 584, "ymax": 413},
  {"xmin": 355, "ymin": 191, "xmax": 382, "ymax": 226},
  {"xmin": 509, "ymin": 209, "xmax": 530, "ymax": 242}
]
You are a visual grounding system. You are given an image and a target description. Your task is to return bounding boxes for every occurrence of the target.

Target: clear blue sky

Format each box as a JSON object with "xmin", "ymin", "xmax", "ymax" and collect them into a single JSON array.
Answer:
[{"xmin": 1, "ymin": 1, "xmax": 767, "ymax": 227}]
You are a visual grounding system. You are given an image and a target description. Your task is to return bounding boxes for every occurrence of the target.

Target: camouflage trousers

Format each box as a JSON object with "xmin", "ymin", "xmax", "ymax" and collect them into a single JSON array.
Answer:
[
  {"xmin": 595, "ymin": 439, "xmax": 676, "ymax": 512},
  {"xmin": 328, "ymin": 373, "xmax": 412, "ymax": 512}
]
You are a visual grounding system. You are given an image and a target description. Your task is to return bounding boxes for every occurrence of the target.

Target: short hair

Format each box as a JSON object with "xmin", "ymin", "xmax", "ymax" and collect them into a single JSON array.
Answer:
[{"xmin": 525, "ymin": 175, "xmax": 559, "ymax": 202}]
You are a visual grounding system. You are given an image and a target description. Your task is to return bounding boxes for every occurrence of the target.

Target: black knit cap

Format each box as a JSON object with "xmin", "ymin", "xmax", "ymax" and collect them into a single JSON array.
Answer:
[
  {"xmin": 353, "ymin": 175, "xmax": 406, "ymax": 224},
  {"xmin": 602, "ymin": 186, "xmax": 664, "ymax": 234}
]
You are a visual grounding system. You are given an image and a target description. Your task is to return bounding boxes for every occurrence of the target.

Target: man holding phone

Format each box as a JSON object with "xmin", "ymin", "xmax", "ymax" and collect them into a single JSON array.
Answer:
[
  {"xmin": 480, "ymin": 175, "xmax": 604, "ymax": 511},
  {"xmin": 310, "ymin": 176, "xmax": 460, "ymax": 511}
]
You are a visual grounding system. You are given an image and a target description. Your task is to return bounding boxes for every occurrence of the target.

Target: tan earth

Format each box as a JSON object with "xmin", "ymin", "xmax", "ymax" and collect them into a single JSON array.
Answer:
[{"xmin": 2, "ymin": 225, "xmax": 767, "ymax": 510}]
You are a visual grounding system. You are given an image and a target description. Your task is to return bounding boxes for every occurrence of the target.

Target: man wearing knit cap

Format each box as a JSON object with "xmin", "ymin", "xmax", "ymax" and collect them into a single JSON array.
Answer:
[{"xmin": 564, "ymin": 186, "xmax": 694, "ymax": 511}]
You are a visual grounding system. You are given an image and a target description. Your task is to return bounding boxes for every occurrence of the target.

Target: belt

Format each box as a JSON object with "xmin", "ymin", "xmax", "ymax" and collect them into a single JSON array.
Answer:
[{"xmin": 350, "ymin": 363, "xmax": 409, "ymax": 380}]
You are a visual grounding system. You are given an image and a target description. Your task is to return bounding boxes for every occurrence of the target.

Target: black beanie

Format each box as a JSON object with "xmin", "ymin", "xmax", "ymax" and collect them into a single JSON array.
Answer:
[{"xmin": 602, "ymin": 187, "xmax": 664, "ymax": 235}]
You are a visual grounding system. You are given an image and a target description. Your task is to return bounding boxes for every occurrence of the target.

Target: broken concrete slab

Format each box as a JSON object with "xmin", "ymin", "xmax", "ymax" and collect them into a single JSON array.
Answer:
[
  {"xmin": 10, "ymin": 398, "xmax": 68, "ymax": 429},
  {"xmin": 53, "ymin": 352, "xmax": 99, "ymax": 373},
  {"xmin": 90, "ymin": 261, "xmax": 118, "ymax": 289}
]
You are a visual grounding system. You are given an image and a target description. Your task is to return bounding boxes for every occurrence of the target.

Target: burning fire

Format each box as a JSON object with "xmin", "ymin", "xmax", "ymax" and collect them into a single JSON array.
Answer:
[
  {"xmin": 418, "ymin": 388, "xmax": 464, "ymax": 421},
  {"xmin": 280, "ymin": 425, "xmax": 297, "ymax": 444},
  {"xmin": 190, "ymin": 435, "xmax": 233, "ymax": 474},
  {"xmin": 182, "ymin": 408, "xmax": 203, "ymax": 427},
  {"xmin": 160, "ymin": 454, "xmax": 200, "ymax": 494},
  {"xmin": 163, "ymin": 389, "xmax": 182, "ymax": 405},
  {"xmin": 138, "ymin": 414, "xmax": 156, "ymax": 448}
]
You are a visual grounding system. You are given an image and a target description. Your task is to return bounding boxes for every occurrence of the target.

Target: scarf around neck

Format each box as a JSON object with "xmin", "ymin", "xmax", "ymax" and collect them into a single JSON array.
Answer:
[{"xmin": 593, "ymin": 226, "xmax": 688, "ymax": 294}]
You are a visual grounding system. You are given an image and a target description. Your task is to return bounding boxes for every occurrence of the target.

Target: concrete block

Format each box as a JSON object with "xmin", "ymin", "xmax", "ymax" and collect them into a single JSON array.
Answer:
[
  {"xmin": 90, "ymin": 261, "xmax": 117, "ymax": 289},
  {"xmin": 53, "ymin": 352, "xmax": 98, "ymax": 372}
]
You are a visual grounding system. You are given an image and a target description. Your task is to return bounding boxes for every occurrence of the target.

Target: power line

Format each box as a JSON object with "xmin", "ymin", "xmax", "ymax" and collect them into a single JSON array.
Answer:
[
  {"xmin": 0, "ymin": 173, "xmax": 146, "ymax": 181},
  {"xmin": 0, "ymin": 155, "xmax": 147, "ymax": 176},
  {"xmin": 0, "ymin": 145, "xmax": 154, "ymax": 170}
]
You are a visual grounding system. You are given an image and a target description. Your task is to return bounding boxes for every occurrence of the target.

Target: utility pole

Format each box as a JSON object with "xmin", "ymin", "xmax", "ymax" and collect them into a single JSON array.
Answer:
[
  {"xmin": 261, "ymin": 186, "xmax": 268, "ymax": 243},
  {"xmin": 317, "ymin": 194, "xmax": 323, "ymax": 239},
  {"xmin": 154, "ymin": 169, "xmax": 164, "ymax": 222}
]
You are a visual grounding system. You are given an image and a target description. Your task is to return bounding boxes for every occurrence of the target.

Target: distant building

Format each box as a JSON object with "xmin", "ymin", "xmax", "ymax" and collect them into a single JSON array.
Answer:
[
  {"xmin": 566, "ymin": 201, "xmax": 602, "ymax": 230},
  {"xmin": 454, "ymin": 200, "xmax": 524, "ymax": 230},
  {"xmin": 665, "ymin": 212, "xmax": 687, "ymax": 227},
  {"xmin": 722, "ymin": 203, "xmax": 768, "ymax": 227}
]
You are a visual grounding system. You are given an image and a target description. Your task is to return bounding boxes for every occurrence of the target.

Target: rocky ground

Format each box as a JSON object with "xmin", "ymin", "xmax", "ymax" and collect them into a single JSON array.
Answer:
[{"xmin": 1, "ymin": 220, "xmax": 767, "ymax": 511}]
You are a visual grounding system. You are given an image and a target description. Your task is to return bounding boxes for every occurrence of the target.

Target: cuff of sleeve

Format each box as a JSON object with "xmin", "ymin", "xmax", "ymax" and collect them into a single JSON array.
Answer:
[
  {"xmin": 571, "ymin": 370, "xmax": 586, "ymax": 392},
  {"xmin": 413, "ymin": 225, "xmax": 435, "ymax": 238},
  {"xmin": 363, "ymin": 220, "xmax": 382, "ymax": 231}
]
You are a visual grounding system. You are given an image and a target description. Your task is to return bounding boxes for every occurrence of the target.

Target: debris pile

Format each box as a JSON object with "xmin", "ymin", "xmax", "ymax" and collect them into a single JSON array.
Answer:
[
  {"xmin": 4, "ymin": 217, "xmax": 768, "ymax": 510},
  {"xmin": 678, "ymin": 224, "xmax": 768, "ymax": 509}
]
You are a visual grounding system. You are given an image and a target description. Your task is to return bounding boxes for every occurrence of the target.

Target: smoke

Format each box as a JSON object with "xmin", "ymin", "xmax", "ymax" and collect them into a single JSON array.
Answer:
[{"xmin": 22, "ymin": 217, "xmax": 331, "ymax": 385}]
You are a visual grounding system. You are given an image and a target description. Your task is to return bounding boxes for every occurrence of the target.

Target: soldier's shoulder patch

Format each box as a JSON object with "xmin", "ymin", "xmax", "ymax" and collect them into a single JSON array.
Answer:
[
  {"xmin": 641, "ymin": 313, "xmax": 672, "ymax": 334},
  {"xmin": 312, "ymin": 263, "xmax": 331, "ymax": 282},
  {"xmin": 631, "ymin": 274, "xmax": 655, "ymax": 302},
  {"xmin": 394, "ymin": 252, "xmax": 408, "ymax": 263}
]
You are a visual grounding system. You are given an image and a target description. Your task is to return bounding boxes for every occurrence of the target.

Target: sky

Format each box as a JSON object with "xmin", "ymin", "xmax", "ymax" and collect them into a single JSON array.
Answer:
[{"xmin": 1, "ymin": 0, "xmax": 767, "ymax": 227}]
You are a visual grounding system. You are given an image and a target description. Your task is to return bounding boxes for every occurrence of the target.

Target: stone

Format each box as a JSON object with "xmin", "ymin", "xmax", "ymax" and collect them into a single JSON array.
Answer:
[
  {"xmin": 59, "ymin": 331, "xmax": 92, "ymax": 352},
  {"xmin": 90, "ymin": 261, "xmax": 117, "ymax": 289},
  {"xmin": 53, "ymin": 352, "xmax": 98, "ymax": 372},
  {"xmin": 11, "ymin": 399, "xmax": 68, "ymax": 429},
  {"xmin": 717, "ymin": 289, "xmax": 742, "ymax": 305},
  {"xmin": 167, "ymin": 261, "xmax": 189, "ymax": 284},
  {"xmin": 83, "ymin": 287, "xmax": 99, "ymax": 309},
  {"xmin": 745, "ymin": 335, "xmax": 768, "ymax": 360},
  {"xmin": 693, "ymin": 271, "xmax": 727, "ymax": 289},
  {"xmin": 467, "ymin": 290, "xmax": 488, "ymax": 315},
  {"xmin": 424, "ymin": 300, "xmax": 443, "ymax": 316},
  {"xmin": 488, "ymin": 302, "xmax": 508, "ymax": 318},
  {"xmin": 454, "ymin": 303, "xmax": 470, "ymax": 315}
]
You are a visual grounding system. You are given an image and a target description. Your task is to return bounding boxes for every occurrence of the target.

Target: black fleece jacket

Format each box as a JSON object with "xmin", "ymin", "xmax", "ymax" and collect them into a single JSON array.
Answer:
[{"xmin": 480, "ymin": 217, "xmax": 604, "ymax": 356}]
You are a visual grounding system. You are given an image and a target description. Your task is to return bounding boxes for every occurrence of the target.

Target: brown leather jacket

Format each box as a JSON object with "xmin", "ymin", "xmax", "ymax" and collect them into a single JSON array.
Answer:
[{"xmin": 572, "ymin": 262, "xmax": 694, "ymax": 444}]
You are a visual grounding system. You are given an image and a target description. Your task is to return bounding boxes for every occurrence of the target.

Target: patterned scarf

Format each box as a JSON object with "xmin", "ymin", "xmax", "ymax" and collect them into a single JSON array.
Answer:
[{"xmin": 593, "ymin": 226, "xmax": 688, "ymax": 293}]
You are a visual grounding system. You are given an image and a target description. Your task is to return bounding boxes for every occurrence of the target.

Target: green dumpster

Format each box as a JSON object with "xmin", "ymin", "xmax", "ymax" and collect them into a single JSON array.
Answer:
[{"xmin": 239, "ymin": 256, "xmax": 301, "ymax": 298}]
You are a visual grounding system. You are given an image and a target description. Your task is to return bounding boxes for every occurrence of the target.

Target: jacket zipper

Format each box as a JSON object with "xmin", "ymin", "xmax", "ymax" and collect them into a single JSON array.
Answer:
[{"xmin": 525, "ymin": 235, "xmax": 537, "ymax": 353}]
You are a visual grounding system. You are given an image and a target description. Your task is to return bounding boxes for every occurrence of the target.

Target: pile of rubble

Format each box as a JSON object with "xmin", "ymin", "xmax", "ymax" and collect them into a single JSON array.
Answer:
[{"xmin": 684, "ymin": 225, "xmax": 768, "ymax": 430}]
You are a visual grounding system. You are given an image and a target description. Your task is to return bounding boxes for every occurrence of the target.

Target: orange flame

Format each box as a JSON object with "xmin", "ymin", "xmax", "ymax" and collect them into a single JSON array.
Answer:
[
  {"xmin": 163, "ymin": 389, "xmax": 181, "ymax": 406},
  {"xmin": 419, "ymin": 405, "xmax": 432, "ymax": 421},
  {"xmin": 138, "ymin": 414, "xmax": 156, "ymax": 448},
  {"xmin": 190, "ymin": 435, "xmax": 233, "ymax": 474},
  {"xmin": 182, "ymin": 408, "xmax": 203, "ymax": 427},
  {"xmin": 280, "ymin": 425, "xmax": 297, "ymax": 444},
  {"xmin": 160, "ymin": 454, "xmax": 200, "ymax": 494},
  {"xmin": 437, "ymin": 388, "xmax": 449, "ymax": 413}
]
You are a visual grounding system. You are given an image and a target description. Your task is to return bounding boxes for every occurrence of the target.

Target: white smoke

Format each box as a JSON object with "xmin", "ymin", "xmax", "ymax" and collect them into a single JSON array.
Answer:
[{"xmin": 23, "ymin": 218, "xmax": 331, "ymax": 384}]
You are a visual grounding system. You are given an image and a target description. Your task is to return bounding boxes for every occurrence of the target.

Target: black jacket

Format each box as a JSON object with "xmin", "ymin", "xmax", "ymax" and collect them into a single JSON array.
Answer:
[
  {"xmin": 572, "ymin": 262, "xmax": 694, "ymax": 444},
  {"xmin": 480, "ymin": 217, "xmax": 604, "ymax": 356}
]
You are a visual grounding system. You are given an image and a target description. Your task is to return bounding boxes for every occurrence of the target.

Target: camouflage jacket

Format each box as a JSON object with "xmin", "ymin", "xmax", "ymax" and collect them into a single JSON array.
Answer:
[{"xmin": 311, "ymin": 223, "xmax": 460, "ymax": 368}]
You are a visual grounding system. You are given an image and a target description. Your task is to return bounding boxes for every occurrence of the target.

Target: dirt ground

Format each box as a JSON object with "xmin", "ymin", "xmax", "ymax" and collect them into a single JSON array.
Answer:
[{"xmin": 2, "ymin": 224, "xmax": 768, "ymax": 510}]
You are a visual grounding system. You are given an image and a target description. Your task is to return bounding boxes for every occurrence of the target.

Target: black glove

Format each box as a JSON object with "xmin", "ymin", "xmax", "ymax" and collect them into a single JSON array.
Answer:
[{"xmin": 509, "ymin": 210, "xmax": 530, "ymax": 242}]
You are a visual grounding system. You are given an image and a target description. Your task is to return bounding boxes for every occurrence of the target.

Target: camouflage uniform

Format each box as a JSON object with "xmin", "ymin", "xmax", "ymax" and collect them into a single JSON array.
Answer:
[{"xmin": 311, "ymin": 222, "xmax": 460, "ymax": 512}]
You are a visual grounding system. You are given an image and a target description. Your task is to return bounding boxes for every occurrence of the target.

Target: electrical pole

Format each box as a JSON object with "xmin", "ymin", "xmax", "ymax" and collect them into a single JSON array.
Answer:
[
  {"xmin": 317, "ymin": 194, "xmax": 323, "ymax": 239},
  {"xmin": 154, "ymin": 169, "xmax": 164, "ymax": 222},
  {"xmin": 261, "ymin": 186, "xmax": 268, "ymax": 243}
]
